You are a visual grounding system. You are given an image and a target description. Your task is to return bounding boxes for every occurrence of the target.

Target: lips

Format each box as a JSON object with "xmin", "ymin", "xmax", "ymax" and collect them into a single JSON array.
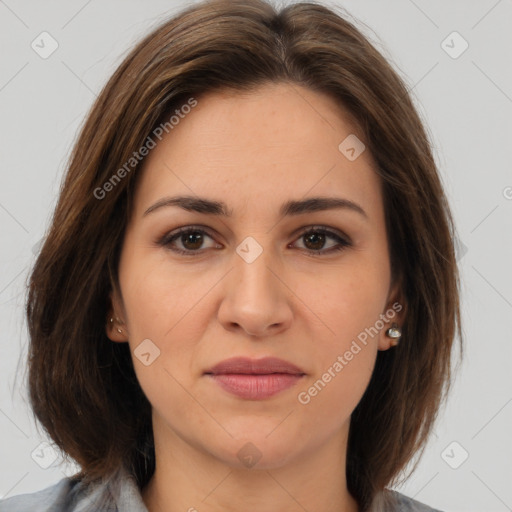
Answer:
[
  {"xmin": 204, "ymin": 357, "xmax": 306, "ymax": 400},
  {"xmin": 205, "ymin": 356, "xmax": 306, "ymax": 376}
]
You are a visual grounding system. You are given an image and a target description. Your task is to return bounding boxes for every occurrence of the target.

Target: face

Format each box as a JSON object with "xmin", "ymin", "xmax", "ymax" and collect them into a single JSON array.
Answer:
[{"xmin": 107, "ymin": 82, "xmax": 404, "ymax": 469}]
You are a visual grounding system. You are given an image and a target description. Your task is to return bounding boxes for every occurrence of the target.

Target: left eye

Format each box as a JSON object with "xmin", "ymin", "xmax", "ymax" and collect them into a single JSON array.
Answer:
[
  {"xmin": 292, "ymin": 227, "xmax": 352, "ymax": 255},
  {"xmin": 158, "ymin": 226, "xmax": 352, "ymax": 256}
]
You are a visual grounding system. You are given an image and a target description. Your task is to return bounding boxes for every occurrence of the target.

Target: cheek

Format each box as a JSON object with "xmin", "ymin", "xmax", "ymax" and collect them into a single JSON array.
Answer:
[
  {"xmin": 295, "ymin": 299, "xmax": 379, "ymax": 430},
  {"xmin": 295, "ymin": 257, "xmax": 390, "ymax": 341},
  {"xmin": 291, "ymin": 259, "xmax": 388, "ymax": 409},
  {"xmin": 292, "ymin": 331, "xmax": 378, "ymax": 449},
  {"xmin": 118, "ymin": 248, "xmax": 217, "ymax": 400},
  {"xmin": 118, "ymin": 255, "xmax": 202, "ymax": 419},
  {"xmin": 119, "ymin": 246, "xmax": 209, "ymax": 337}
]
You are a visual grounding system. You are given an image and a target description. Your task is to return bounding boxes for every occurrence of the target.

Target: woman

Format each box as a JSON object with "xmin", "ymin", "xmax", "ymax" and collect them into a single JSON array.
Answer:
[{"xmin": 0, "ymin": 0, "xmax": 462, "ymax": 510}]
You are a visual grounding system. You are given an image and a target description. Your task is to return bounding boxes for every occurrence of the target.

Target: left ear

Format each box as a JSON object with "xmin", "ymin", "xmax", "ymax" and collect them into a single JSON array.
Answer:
[{"xmin": 378, "ymin": 276, "xmax": 407, "ymax": 351}]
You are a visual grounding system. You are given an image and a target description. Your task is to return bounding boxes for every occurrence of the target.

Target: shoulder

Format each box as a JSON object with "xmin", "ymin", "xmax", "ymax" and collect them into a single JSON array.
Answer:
[
  {"xmin": 0, "ymin": 466, "xmax": 147, "ymax": 512},
  {"xmin": 388, "ymin": 490, "xmax": 444, "ymax": 512},
  {"xmin": 369, "ymin": 489, "xmax": 444, "ymax": 512},
  {"xmin": 0, "ymin": 474, "xmax": 114, "ymax": 512},
  {"xmin": 0, "ymin": 476, "xmax": 78, "ymax": 512}
]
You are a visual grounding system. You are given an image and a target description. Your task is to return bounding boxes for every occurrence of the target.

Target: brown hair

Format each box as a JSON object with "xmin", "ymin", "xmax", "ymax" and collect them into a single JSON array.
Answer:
[{"xmin": 25, "ymin": 0, "xmax": 463, "ymax": 509}]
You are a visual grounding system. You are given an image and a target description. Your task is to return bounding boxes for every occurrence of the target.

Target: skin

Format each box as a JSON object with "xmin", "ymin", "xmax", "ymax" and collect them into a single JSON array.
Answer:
[{"xmin": 107, "ymin": 82, "xmax": 405, "ymax": 512}]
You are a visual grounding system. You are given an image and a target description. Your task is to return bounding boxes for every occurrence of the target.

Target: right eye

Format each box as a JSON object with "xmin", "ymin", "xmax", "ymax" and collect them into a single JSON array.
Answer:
[{"xmin": 158, "ymin": 226, "xmax": 220, "ymax": 256}]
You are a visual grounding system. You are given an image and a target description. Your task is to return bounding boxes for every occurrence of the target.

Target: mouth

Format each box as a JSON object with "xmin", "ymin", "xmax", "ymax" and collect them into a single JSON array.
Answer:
[{"xmin": 204, "ymin": 356, "xmax": 306, "ymax": 400}]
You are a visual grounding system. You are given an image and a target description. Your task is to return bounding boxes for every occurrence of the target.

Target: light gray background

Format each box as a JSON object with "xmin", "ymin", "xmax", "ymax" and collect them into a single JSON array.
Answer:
[{"xmin": 1, "ymin": 0, "xmax": 511, "ymax": 511}]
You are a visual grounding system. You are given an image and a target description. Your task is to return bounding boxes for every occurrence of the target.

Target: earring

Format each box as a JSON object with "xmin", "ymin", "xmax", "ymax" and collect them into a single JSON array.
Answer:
[
  {"xmin": 385, "ymin": 322, "xmax": 401, "ymax": 346},
  {"xmin": 110, "ymin": 317, "xmax": 123, "ymax": 334}
]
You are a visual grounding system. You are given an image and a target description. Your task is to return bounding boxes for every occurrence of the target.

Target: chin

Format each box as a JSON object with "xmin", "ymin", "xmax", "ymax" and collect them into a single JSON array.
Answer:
[
  {"xmin": 219, "ymin": 441, "xmax": 300, "ymax": 471},
  {"xmin": 204, "ymin": 425, "xmax": 304, "ymax": 470}
]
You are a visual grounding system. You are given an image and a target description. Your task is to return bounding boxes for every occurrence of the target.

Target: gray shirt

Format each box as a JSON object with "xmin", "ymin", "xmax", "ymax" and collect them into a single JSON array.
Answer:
[{"xmin": 0, "ymin": 467, "xmax": 443, "ymax": 512}]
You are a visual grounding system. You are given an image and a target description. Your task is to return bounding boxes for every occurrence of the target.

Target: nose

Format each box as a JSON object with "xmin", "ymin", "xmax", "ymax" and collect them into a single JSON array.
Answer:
[{"xmin": 217, "ymin": 243, "xmax": 293, "ymax": 338}]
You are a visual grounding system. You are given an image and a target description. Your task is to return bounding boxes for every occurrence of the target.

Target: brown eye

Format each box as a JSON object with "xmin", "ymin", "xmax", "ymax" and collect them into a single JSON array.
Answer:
[
  {"xmin": 158, "ymin": 225, "xmax": 351, "ymax": 257},
  {"xmin": 180, "ymin": 231, "xmax": 205, "ymax": 250},
  {"xmin": 303, "ymin": 231, "xmax": 326, "ymax": 251},
  {"xmin": 159, "ymin": 227, "xmax": 218, "ymax": 255},
  {"xmin": 293, "ymin": 227, "xmax": 352, "ymax": 256}
]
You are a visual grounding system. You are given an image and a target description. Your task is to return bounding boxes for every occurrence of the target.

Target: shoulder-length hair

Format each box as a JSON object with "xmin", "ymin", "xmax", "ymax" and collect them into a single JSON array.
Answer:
[{"xmin": 25, "ymin": 0, "xmax": 463, "ymax": 509}]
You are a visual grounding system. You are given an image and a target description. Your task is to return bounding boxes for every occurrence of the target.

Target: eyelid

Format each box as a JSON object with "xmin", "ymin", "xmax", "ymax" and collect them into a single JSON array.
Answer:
[
  {"xmin": 157, "ymin": 224, "xmax": 352, "ymax": 256},
  {"xmin": 157, "ymin": 224, "xmax": 219, "ymax": 249},
  {"xmin": 291, "ymin": 224, "xmax": 351, "ymax": 243}
]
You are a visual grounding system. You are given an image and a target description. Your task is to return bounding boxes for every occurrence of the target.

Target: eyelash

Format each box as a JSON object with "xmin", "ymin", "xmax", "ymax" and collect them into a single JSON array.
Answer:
[{"xmin": 157, "ymin": 225, "xmax": 352, "ymax": 257}]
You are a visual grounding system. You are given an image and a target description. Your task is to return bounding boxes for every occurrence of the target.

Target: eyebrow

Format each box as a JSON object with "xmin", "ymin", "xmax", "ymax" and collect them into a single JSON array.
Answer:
[{"xmin": 143, "ymin": 195, "xmax": 368, "ymax": 219}]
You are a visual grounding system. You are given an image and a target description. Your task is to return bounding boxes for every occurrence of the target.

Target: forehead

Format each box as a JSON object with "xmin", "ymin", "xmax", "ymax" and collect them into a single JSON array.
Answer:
[{"xmin": 134, "ymin": 83, "xmax": 382, "ymax": 218}]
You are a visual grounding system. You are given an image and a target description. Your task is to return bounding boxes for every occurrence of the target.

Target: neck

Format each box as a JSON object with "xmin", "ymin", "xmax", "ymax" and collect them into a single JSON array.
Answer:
[{"xmin": 141, "ymin": 414, "xmax": 360, "ymax": 512}]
